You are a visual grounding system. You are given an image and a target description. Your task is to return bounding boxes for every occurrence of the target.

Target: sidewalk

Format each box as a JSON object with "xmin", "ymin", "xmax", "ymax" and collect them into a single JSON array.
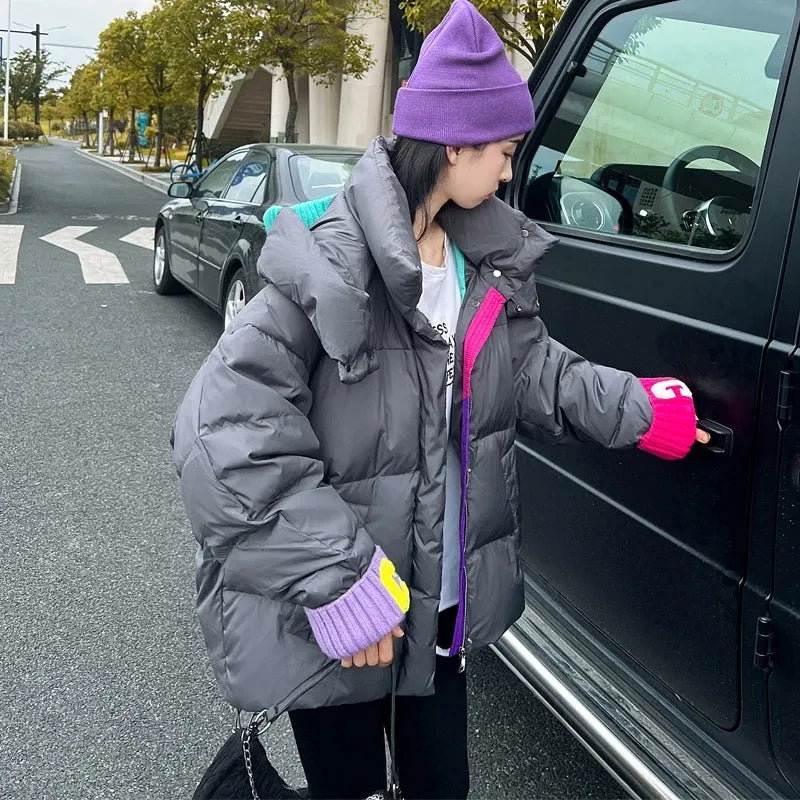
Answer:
[{"xmin": 74, "ymin": 147, "xmax": 172, "ymax": 195}]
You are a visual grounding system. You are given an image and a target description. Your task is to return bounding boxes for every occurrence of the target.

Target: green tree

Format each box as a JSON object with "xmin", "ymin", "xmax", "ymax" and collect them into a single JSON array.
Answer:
[
  {"xmin": 0, "ymin": 47, "xmax": 67, "ymax": 122},
  {"xmin": 228, "ymin": 0, "xmax": 382, "ymax": 143},
  {"xmin": 97, "ymin": 15, "xmax": 152, "ymax": 162},
  {"xmin": 63, "ymin": 61, "xmax": 102, "ymax": 147},
  {"xmin": 400, "ymin": 0, "xmax": 566, "ymax": 67},
  {"xmin": 156, "ymin": 0, "xmax": 258, "ymax": 169},
  {"xmin": 98, "ymin": 10, "xmax": 182, "ymax": 167}
]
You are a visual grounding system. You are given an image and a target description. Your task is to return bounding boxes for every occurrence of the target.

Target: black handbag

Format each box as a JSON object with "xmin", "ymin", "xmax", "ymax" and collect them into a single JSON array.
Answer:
[{"xmin": 193, "ymin": 660, "xmax": 402, "ymax": 800}]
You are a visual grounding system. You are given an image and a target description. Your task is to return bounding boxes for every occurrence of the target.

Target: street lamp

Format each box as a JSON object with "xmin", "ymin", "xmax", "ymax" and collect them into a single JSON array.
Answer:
[{"xmin": 4, "ymin": 0, "xmax": 10, "ymax": 142}]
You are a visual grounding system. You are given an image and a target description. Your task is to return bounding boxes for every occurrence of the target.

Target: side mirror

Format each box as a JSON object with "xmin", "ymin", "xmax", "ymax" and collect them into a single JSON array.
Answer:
[{"xmin": 168, "ymin": 181, "xmax": 193, "ymax": 199}]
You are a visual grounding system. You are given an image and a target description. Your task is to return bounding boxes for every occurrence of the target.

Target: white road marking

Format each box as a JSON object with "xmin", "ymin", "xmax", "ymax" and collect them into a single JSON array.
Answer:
[
  {"xmin": 0, "ymin": 225, "xmax": 24, "ymax": 284},
  {"xmin": 40, "ymin": 226, "xmax": 129, "ymax": 284},
  {"xmin": 119, "ymin": 227, "xmax": 155, "ymax": 251}
]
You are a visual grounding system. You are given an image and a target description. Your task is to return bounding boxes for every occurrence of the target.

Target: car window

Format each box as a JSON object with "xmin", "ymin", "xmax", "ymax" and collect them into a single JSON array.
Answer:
[
  {"xmin": 195, "ymin": 151, "xmax": 247, "ymax": 199},
  {"xmin": 520, "ymin": 0, "xmax": 795, "ymax": 252},
  {"xmin": 288, "ymin": 154, "xmax": 360, "ymax": 201},
  {"xmin": 224, "ymin": 154, "xmax": 271, "ymax": 203}
]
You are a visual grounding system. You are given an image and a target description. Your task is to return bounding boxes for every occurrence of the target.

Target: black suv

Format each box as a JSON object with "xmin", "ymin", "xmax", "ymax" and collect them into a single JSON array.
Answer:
[{"xmin": 500, "ymin": 0, "xmax": 800, "ymax": 797}]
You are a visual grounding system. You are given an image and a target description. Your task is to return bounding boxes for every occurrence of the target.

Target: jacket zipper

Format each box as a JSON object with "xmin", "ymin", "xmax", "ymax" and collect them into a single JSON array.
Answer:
[{"xmin": 450, "ymin": 285, "xmax": 507, "ymax": 673}]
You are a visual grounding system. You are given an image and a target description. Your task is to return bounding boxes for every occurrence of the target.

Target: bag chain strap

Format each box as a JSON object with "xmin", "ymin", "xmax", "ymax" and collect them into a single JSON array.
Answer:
[
  {"xmin": 242, "ymin": 723, "xmax": 260, "ymax": 800},
  {"xmin": 242, "ymin": 710, "xmax": 270, "ymax": 800}
]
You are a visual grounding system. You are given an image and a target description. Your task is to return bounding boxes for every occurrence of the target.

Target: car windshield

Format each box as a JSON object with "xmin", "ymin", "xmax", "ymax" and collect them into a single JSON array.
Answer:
[{"xmin": 289, "ymin": 154, "xmax": 360, "ymax": 201}]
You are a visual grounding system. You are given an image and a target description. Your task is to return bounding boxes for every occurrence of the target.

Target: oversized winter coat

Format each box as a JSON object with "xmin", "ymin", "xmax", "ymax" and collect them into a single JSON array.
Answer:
[{"xmin": 171, "ymin": 137, "xmax": 697, "ymax": 713}]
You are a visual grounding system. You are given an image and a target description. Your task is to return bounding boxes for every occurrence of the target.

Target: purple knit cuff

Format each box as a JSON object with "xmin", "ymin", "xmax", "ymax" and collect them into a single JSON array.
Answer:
[
  {"xmin": 637, "ymin": 377, "xmax": 697, "ymax": 460},
  {"xmin": 305, "ymin": 547, "xmax": 410, "ymax": 660}
]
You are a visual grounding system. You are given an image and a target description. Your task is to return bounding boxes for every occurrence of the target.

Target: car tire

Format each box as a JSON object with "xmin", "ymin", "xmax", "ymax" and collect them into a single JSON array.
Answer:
[
  {"xmin": 153, "ymin": 227, "xmax": 183, "ymax": 295},
  {"xmin": 223, "ymin": 266, "xmax": 257, "ymax": 329}
]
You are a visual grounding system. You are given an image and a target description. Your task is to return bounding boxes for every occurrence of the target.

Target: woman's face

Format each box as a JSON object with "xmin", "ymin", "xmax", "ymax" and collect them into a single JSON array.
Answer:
[{"xmin": 441, "ymin": 138, "xmax": 524, "ymax": 209}]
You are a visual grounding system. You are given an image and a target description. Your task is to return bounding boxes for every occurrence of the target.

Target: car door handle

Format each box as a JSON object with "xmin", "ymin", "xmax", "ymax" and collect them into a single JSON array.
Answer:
[
  {"xmin": 194, "ymin": 210, "xmax": 206, "ymax": 224},
  {"xmin": 233, "ymin": 214, "xmax": 245, "ymax": 228},
  {"xmin": 697, "ymin": 419, "xmax": 734, "ymax": 456}
]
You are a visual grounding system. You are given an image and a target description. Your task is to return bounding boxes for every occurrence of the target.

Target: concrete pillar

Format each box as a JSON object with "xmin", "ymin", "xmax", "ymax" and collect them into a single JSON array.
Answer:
[
  {"xmin": 380, "ymin": 27, "xmax": 396, "ymax": 138},
  {"xmin": 507, "ymin": 12, "xmax": 533, "ymax": 81},
  {"xmin": 295, "ymin": 75, "xmax": 310, "ymax": 143},
  {"xmin": 309, "ymin": 77, "xmax": 342, "ymax": 144},
  {"xmin": 270, "ymin": 73, "xmax": 290, "ymax": 142},
  {"xmin": 337, "ymin": 0, "xmax": 390, "ymax": 147}
]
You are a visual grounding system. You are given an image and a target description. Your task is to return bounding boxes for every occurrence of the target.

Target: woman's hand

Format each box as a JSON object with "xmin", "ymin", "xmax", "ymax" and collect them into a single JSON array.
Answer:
[{"xmin": 341, "ymin": 625, "xmax": 405, "ymax": 668}]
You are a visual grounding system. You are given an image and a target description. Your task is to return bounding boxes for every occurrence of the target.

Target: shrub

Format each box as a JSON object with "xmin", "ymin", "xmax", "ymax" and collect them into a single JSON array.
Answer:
[{"xmin": 0, "ymin": 150, "xmax": 16, "ymax": 202}]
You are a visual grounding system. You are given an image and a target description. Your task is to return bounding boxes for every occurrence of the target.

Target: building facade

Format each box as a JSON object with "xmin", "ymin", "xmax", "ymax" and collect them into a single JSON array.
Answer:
[{"xmin": 203, "ymin": 0, "xmax": 531, "ymax": 150}]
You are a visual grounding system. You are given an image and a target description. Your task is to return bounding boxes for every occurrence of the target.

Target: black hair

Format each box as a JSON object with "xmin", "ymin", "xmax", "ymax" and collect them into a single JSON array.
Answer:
[
  {"xmin": 389, "ymin": 136, "xmax": 488, "ymax": 241},
  {"xmin": 389, "ymin": 137, "xmax": 449, "ymax": 242}
]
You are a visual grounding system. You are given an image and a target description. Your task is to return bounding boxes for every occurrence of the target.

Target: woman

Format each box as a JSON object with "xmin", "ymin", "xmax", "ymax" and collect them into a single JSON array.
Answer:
[{"xmin": 172, "ymin": 2, "xmax": 709, "ymax": 797}]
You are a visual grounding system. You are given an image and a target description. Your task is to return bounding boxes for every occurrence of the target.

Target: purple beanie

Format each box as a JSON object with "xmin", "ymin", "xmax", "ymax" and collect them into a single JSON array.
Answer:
[{"xmin": 392, "ymin": 0, "xmax": 535, "ymax": 146}]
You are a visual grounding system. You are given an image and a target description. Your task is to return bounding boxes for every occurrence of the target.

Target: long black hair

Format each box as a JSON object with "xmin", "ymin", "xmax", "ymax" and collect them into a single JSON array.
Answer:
[{"xmin": 389, "ymin": 137, "xmax": 449, "ymax": 241}]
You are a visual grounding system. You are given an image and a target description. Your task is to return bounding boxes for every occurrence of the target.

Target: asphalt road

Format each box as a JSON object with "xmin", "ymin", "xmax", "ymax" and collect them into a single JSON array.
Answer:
[{"xmin": 0, "ymin": 140, "xmax": 625, "ymax": 800}]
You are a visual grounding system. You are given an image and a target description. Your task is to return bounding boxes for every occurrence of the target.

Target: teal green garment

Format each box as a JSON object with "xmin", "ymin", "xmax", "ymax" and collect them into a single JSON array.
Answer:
[{"xmin": 263, "ymin": 194, "xmax": 467, "ymax": 297}]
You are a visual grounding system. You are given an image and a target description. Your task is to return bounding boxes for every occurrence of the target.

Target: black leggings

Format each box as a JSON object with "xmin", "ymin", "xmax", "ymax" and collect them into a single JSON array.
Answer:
[{"xmin": 288, "ymin": 611, "xmax": 469, "ymax": 800}]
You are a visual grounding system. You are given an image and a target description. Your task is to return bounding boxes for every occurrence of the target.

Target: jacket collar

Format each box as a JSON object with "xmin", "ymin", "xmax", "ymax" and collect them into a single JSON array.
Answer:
[{"xmin": 257, "ymin": 137, "xmax": 557, "ymax": 382}]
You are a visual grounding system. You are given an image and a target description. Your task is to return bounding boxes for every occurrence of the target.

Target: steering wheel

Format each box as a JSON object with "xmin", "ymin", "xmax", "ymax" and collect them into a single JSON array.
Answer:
[{"xmin": 662, "ymin": 145, "xmax": 759, "ymax": 233}]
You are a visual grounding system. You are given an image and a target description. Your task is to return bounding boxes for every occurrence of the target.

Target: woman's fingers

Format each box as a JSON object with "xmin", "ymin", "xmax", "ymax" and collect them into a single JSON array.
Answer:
[
  {"xmin": 341, "ymin": 626, "xmax": 405, "ymax": 669},
  {"xmin": 378, "ymin": 633, "xmax": 395, "ymax": 667},
  {"xmin": 365, "ymin": 642, "xmax": 380, "ymax": 667},
  {"xmin": 696, "ymin": 427, "xmax": 711, "ymax": 444}
]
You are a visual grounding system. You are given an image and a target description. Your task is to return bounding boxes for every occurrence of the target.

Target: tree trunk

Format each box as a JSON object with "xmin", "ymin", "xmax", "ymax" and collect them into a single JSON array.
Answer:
[
  {"xmin": 128, "ymin": 106, "xmax": 137, "ymax": 163},
  {"xmin": 284, "ymin": 71, "xmax": 298, "ymax": 144},
  {"xmin": 154, "ymin": 104, "xmax": 165, "ymax": 169},
  {"xmin": 108, "ymin": 107, "xmax": 116, "ymax": 156},
  {"xmin": 195, "ymin": 74, "xmax": 208, "ymax": 171},
  {"xmin": 82, "ymin": 112, "xmax": 90, "ymax": 147}
]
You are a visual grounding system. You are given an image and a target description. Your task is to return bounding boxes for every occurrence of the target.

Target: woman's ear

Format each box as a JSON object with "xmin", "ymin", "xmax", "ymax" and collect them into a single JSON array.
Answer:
[{"xmin": 446, "ymin": 145, "xmax": 461, "ymax": 166}]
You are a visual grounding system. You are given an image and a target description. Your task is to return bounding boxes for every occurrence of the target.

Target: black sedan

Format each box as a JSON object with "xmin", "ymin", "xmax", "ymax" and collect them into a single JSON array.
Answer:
[{"xmin": 153, "ymin": 142, "xmax": 362, "ymax": 328}]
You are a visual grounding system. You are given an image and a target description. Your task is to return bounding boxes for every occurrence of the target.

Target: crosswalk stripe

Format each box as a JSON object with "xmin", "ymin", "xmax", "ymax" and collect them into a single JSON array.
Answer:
[
  {"xmin": 40, "ymin": 226, "xmax": 129, "ymax": 284},
  {"xmin": 0, "ymin": 225, "xmax": 24, "ymax": 284},
  {"xmin": 119, "ymin": 227, "xmax": 155, "ymax": 251}
]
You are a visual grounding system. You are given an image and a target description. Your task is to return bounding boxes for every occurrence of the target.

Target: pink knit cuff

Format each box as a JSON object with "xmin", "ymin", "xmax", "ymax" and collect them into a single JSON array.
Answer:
[
  {"xmin": 305, "ymin": 547, "xmax": 409, "ymax": 660},
  {"xmin": 637, "ymin": 378, "xmax": 697, "ymax": 460}
]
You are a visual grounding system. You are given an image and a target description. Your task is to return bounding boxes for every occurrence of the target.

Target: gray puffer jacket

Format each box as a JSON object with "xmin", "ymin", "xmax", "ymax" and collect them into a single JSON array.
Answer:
[{"xmin": 171, "ymin": 137, "xmax": 695, "ymax": 713}]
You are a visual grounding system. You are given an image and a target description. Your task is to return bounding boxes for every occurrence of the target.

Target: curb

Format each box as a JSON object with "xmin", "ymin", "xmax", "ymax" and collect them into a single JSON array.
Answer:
[
  {"xmin": 75, "ymin": 148, "xmax": 171, "ymax": 195},
  {"xmin": 0, "ymin": 157, "xmax": 21, "ymax": 216}
]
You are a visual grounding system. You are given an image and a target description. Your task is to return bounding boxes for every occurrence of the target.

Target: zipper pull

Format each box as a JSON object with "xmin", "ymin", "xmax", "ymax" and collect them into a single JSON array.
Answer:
[{"xmin": 458, "ymin": 647, "xmax": 467, "ymax": 673}]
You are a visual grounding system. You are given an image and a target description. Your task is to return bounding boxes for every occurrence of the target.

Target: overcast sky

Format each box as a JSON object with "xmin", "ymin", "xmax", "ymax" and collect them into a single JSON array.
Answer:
[{"xmin": 0, "ymin": 0, "xmax": 154, "ymax": 86}]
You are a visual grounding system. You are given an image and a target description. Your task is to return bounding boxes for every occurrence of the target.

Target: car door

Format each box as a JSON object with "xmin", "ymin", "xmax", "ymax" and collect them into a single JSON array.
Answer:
[
  {"xmin": 764, "ymin": 190, "xmax": 800, "ymax": 791},
  {"xmin": 508, "ymin": 0, "xmax": 797, "ymax": 730},
  {"xmin": 197, "ymin": 149, "xmax": 271, "ymax": 303},
  {"xmin": 169, "ymin": 151, "xmax": 247, "ymax": 291}
]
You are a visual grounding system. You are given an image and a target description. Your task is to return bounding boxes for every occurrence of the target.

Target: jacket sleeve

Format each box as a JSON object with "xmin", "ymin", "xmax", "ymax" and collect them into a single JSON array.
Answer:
[
  {"xmin": 171, "ymin": 286, "xmax": 408, "ymax": 660},
  {"xmin": 509, "ymin": 294, "xmax": 697, "ymax": 460}
]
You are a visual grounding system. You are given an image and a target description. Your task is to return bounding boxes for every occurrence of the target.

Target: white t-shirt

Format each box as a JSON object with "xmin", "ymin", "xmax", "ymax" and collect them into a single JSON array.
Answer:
[{"xmin": 416, "ymin": 235, "xmax": 463, "ymax": 655}]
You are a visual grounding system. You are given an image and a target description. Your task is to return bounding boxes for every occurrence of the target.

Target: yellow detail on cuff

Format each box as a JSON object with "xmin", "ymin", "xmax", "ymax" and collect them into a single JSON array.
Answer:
[{"xmin": 379, "ymin": 557, "xmax": 410, "ymax": 613}]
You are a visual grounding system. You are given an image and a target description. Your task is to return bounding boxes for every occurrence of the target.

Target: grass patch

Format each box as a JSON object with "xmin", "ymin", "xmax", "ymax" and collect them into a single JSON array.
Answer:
[
  {"xmin": 0, "ymin": 150, "xmax": 17, "ymax": 202},
  {"xmin": 140, "ymin": 166, "xmax": 171, "ymax": 173}
]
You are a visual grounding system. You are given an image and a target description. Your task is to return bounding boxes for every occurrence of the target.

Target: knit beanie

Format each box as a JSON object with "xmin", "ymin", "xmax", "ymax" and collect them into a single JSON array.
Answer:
[{"xmin": 392, "ymin": 0, "xmax": 535, "ymax": 146}]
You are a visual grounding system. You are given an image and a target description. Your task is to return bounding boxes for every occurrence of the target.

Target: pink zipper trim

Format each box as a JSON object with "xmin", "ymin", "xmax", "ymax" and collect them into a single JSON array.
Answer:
[{"xmin": 450, "ymin": 286, "xmax": 507, "ymax": 659}]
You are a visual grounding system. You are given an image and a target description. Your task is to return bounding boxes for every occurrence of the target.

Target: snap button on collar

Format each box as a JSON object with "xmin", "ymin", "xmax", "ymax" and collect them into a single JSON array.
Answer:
[
  {"xmin": 492, "ymin": 269, "xmax": 501, "ymax": 278},
  {"xmin": 521, "ymin": 229, "xmax": 529, "ymax": 238}
]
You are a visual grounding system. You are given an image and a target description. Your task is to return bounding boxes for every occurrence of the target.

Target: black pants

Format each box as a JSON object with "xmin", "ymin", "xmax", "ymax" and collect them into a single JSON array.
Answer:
[{"xmin": 289, "ymin": 608, "xmax": 469, "ymax": 800}]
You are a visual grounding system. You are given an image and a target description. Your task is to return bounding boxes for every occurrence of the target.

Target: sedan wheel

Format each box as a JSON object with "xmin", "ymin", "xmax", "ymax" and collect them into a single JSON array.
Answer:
[
  {"xmin": 224, "ymin": 268, "xmax": 251, "ymax": 329},
  {"xmin": 153, "ymin": 228, "xmax": 183, "ymax": 295}
]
